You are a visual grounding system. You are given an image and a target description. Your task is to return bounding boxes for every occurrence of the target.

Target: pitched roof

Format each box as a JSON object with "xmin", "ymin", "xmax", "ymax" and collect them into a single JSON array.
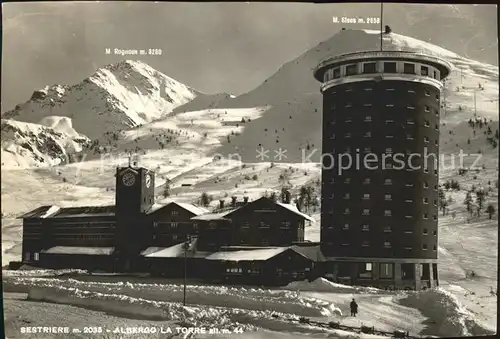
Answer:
[
  {"xmin": 52, "ymin": 205, "xmax": 115, "ymax": 218},
  {"xmin": 205, "ymin": 247, "xmax": 289, "ymax": 261},
  {"xmin": 276, "ymin": 202, "xmax": 315, "ymax": 222},
  {"xmin": 19, "ymin": 205, "xmax": 60, "ymax": 219},
  {"xmin": 142, "ymin": 238, "xmax": 212, "ymax": 258},
  {"xmin": 146, "ymin": 201, "xmax": 209, "ymax": 216},
  {"xmin": 290, "ymin": 245, "xmax": 325, "ymax": 262},
  {"xmin": 190, "ymin": 208, "xmax": 239, "ymax": 221},
  {"xmin": 41, "ymin": 246, "xmax": 115, "ymax": 255}
]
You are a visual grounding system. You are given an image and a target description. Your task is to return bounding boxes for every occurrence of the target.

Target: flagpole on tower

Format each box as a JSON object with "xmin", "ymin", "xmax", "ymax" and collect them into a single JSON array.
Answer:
[{"xmin": 380, "ymin": 2, "xmax": 384, "ymax": 51}]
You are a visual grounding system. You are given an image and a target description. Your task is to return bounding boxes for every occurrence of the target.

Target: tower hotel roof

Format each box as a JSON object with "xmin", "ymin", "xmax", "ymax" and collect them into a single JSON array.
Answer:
[{"xmin": 313, "ymin": 50, "xmax": 453, "ymax": 82}]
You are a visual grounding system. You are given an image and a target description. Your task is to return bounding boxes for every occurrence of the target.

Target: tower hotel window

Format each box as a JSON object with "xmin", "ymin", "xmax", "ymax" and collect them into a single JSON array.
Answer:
[
  {"xmin": 363, "ymin": 62, "xmax": 377, "ymax": 74},
  {"xmin": 333, "ymin": 68, "xmax": 341, "ymax": 78},
  {"xmin": 384, "ymin": 62, "xmax": 397, "ymax": 73},
  {"xmin": 403, "ymin": 63, "xmax": 416, "ymax": 74},
  {"xmin": 345, "ymin": 64, "xmax": 357, "ymax": 76},
  {"xmin": 421, "ymin": 66, "xmax": 429, "ymax": 76}
]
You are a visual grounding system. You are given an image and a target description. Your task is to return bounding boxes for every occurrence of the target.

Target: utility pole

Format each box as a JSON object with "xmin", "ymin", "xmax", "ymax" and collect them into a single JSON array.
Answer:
[
  {"xmin": 474, "ymin": 90, "xmax": 477, "ymax": 118},
  {"xmin": 183, "ymin": 235, "xmax": 191, "ymax": 306}
]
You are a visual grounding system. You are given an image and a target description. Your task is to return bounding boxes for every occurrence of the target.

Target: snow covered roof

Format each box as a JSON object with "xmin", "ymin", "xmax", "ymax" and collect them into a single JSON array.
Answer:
[
  {"xmin": 142, "ymin": 238, "xmax": 211, "ymax": 258},
  {"xmin": 276, "ymin": 203, "xmax": 315, "ymax": 222},
  {"xmin": 290, "ymin": 245, "xmax": 325, "ymax": 262},
  {"xmin": 41, "ymin": 246, "xmax": 115, "ymax": 255},
  {"xmin": 19, "ymin": 205, "xmax": 60, "ymax": 219},
  {"xmin": 205, "ymin": 247, "xmax": 289, "ymax": 261},
  {"xmin": 191, "ymin": 208, "xmax": 238, "ymax": 221},
  {"xmin": 51, "ymin": 205, "xmax": 115, "ymax": 218},
  {"xmin": 146, "ymin": 201, "xmax": 210, "ymax": 216}
]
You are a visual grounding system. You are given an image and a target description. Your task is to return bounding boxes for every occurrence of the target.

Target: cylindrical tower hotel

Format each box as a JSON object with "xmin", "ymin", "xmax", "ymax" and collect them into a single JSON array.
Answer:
[{"xmin": 313, "ymin": 51, "xmax": 451, "ymax": 290}]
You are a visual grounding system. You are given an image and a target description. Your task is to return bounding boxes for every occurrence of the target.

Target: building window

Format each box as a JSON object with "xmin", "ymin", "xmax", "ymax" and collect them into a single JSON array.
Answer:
[
  {"xmin": 362, "ymin": 241, "xmax": 370, "ymax": 247},
  {"xmin": 364, "ymin": 88, "xmax": 373, "ymax": 91},
  {"xmin": 193, "ymin": 222, "xmax": 198, "ymax": 229},
  {"xmin": 386, "ymin": 134, "xmax": 394, "ymax": 139},
  {"xmin": 364, "ymin": 103, "xmax": 373, "ymax": 107},
  {"xmin": 384, "ymin": 179, "xmax": 392, "ymax": 185},
  {"xmin": 386, "ymin": 104, "xmax": 394, "ymax": 108},
  {"xmin": 345, "ymin": 88, "xmax": 353, "ymax": 92},
  {"xmin": 423, "ymin": 198, "xmax": 429, "ymax": 204},
  {"xmin": 171, "ymin": 222, "xmax": 178, "ymax": 229},
  {"xmin": 433, "ymin": 230, "xmax": 437, "ymax": 236},
  {"xmin": 425, "ymin": 106, "xmax": 430, "ymax": 112},
  {"xmin": 384, "ymin": 210, "xmax": 392, "ymax": 217},
  {"xmin": 407, "ymin": 104, "xmax": 415, "ymax": 109},
  {"xmin": 423, "ymin": 228, "xmax": 428, "ymax": 235},
  {"xmin": 383, "ymin": 226, "xmax": 392, "ymax": 232},
  {"xmin": 424, "ymin": 120, "xmax": 430, "ymax": 127},
  {"xmin": 153, "ymin": 222, "xmax": 158, "ymax": 228},
  {"xmin": 172, "ymin": 235, "xmax": 178, "ymax": 240},
  {"xmin": 345, "ymin": 103, "xmax": 353, "ymax": 108},
  {"xmin": 403, "ymin": 63, "xmax": 416, "ymax": 74},
  {"xmin": 433, "ymin": 215, "xmax": 438, "ymax": 221},
  {"xmin": 433, "ymin": 245, "xmax": 437, "ymax": 251},
  {"xmin": 421, "ymin": 66, "xmax": 429, "ymax": 76},
  {"xmin": 384, "ymin": 62, "xmax": 397, "ymax": 73},
  {"xmin": 404, "ymin": 246, "xmax": 413, "ymax": 250},
  {"xmin": 344, "ymin": 208, "xmax": 350, "ymax": 215},
  {"xmin": 424, "ymin": 136, "xmax": 430, "ymax": 143},
  {"xmin": 333, "ymin": 68, "xmax": 341, "ymax": 78},
  {"xmin": 330, "ymin": 134, "xmax": 335, "ymax": 140},
  {"xmin": 171, "ymin": 210, "xmax": 179, "ymax": 216},
  {"xmin": 423, "ymin": 244, "xmax": 428, "ymax": 250},
  {"xmin": 345, "ymin": 119, "xmax": 352, "ymax": 123},
  {"xmin": 345, "ymin": 147, "xmax": 351, "ymax": 153},
  {"xmin": 345, "ymin": 64, "xmax": 357, "ymax": 76},
  {"xmin": 364, "ymin": 131, "xmax": 372, "ymax": 138},
  {"xmin": 380, "ymin": 263, "xmax": 393, "ymax": 278},
  {"xmin": 363, "ymin": 62, "xmax": 377, "ymax": 74},
  {"xmin": 341, "ymin": 243, "xmax": 350, "ymax": 246},
  {"xmin": 342, "ymin": 224, "xmax": 349, "ymax": 230},
  {"xmin": 363, "ymin": 178, "xmax": 371, "ymax": 184},
  {"xmin": 423, "ymin": 182, "xmax": 429, "ymax": 188},
  {"xmin": 408, "ymin": 89, "xmax": 416, "ymax": 94},
  {"xmin": 364, "ymin": 116, "xmax": 372, "ymax": 122},
  {"xmin": 434, "ymin": 71, "xmax": 439, "ymax": 80},
  {"xmin": 364, "ymin": 147, "xmax": 372, "ymax": 153},
  {"xmin": 424, "ymin": 89, "xmax": 431, "ymax": 96},
  {"xmin": 281, "ymin": 221, "xmax": 291, "ymax": 229},
  {"xmin": 343, "ymin": 193, "xmax": 350, "ymax": 200},
  {"xmin": 406, "ymin": 215, "xmax": 413, "ymax": 219},
  {"xmin": 385, "ymin": 194, "xmax": 392, "ymax": 201},
  {"xmin": 330, "ymin": 120, "xmax": 336, "ymax": 125},
  {"xmin": 407, "ymin": 119, "xmax": 415, "ymax": 125},
  {"xmin": 208, "ymin": 222, "xmax": 216, "ymax": 228},
  {"xmin": 385, "ymin": 148, "xmax": 393, "ymax": 154},
  {"xmin": 423, "ymin": 213, "xmax": 429, "ymax": 219},
  {"xmin": 34, "ymin": 253, "xmax": 39, "ymax": 261},
  {"xmin": 344, "ymin": 177, "xmax": 351, "ymax": 184},
  {"xmin": 362, "ymin": 224, "xmax": 370, "ymax": 231},
  {"xmin": 407, "ymin": 134, "xmax": 414, "ymax": 140},
  {"xmin": 362, "ymin": 209, "xmax": 370, "ymax": 216},
  {"xmin": 384, "ymin": 241, "xmax": 392, "ymax": 248},
  {"xmin": 345, "ymin": 132, "xmax": 352, "ymax": 138},
  {"xmin": 386, "ymin": 119, "xmax": 394, "ymax": 123},
  {"xmin": 363, "ymin": 193, "xmax": 370, "ymax": 200}
]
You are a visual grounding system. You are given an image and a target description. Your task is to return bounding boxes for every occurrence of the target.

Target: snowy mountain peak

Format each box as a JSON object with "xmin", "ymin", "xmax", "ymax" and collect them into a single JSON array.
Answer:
[{"xmin": 3, "ymin": 60, "xmax": 199, "ymax": 139}]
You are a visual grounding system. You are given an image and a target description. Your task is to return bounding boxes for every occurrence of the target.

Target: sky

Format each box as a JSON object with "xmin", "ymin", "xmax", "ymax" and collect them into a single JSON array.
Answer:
[{"xmin": 1, "ymin": 2, "xmax": 498, "ymax": 113}]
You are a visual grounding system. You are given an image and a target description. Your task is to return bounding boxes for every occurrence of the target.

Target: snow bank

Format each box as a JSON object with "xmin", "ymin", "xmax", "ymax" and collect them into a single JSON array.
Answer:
[
  {"xmin": 3, "ymin": 268, "xmax": 88, "ymax": 277},
  {"xmin": 397, "ymin": 288, "xmax": 495, "ymax": 337},
  {"xmin": 282, "ymin": 278, "xmax": 381, "ymax": 294},
  {"xmin": 9, "ymin": 277, "xmax": 339, "ymax": 318}
]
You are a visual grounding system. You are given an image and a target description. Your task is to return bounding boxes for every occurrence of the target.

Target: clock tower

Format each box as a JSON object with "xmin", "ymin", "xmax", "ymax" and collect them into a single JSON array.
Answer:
[{"xmin": 114, "ymin": 164, "xmax": 155, "ymax": 259}]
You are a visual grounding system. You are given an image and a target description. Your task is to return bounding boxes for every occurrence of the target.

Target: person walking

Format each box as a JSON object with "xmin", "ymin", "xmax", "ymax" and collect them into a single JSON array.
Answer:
[{"xmin": 350, "ymin": 298, "xmax": 358, "ymax": 317}]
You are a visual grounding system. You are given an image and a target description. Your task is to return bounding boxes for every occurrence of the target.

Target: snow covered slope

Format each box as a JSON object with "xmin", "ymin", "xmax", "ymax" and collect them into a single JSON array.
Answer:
[
  {"xmin": 1, "ymin": 119, "xmax": 90, "ymax": 169},
  {"xmin": 212, "ymin": 29, "xmax": 499, "ymax": 162},
  {"xmin": 3, "ymin": 60, "xmax": 199, "ymax": 139}
]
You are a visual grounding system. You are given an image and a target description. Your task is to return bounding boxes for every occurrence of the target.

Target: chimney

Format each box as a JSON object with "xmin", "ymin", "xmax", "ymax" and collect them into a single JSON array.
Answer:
[
  {"xmin": 243, "ymin": 196, "xmax": 249, "ymax": 204},
  {"xmin": 219, "ymin": 200, "xmax": 225, "ymax": 209},
  {"xmin": 231, "ymin": 196, "xmax": 237, "ymax": 207}
]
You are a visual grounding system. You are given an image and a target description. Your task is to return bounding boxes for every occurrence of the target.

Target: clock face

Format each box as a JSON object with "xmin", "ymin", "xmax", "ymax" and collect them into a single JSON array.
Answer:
[
  {"xmin": 145, "ymin": 174, "xmax": 152, "ymax": 188},
  {"xmin": 122, "ymin": 172, "xmax": 136, "ymax": 186}
]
